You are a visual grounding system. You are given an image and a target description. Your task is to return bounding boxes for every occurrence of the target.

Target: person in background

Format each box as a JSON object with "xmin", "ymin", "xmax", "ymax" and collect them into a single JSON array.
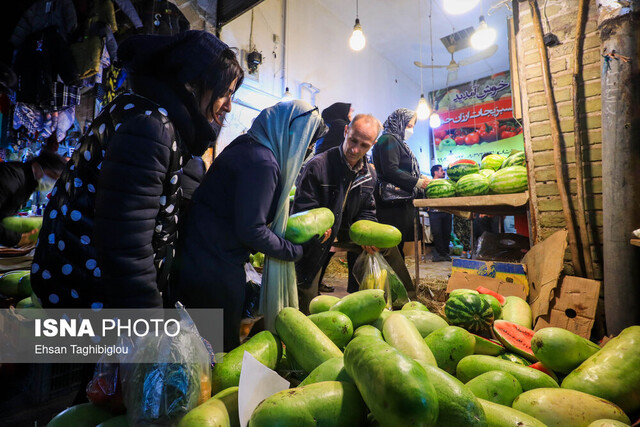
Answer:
[
  {"xmin": 371, "ymin": 108, "xmax": 429, "ymax": 258},
  {"xmin": 0, "ymin": 149, "xmax": 66, "ymax": 247},
  {"xmin": 293, "ymin": 114, "xmax": 414, "ymax": 312},
  {"xmin": 170, "ymin": 101, "xmax": 328, "ymax": 351},
  {"xmin": 31, "ymin": 30, "xmax": 244, "ymax": 310},
  {"xmin": 315, "ymin": 102, "xmax": 353, "ymax": 155},
  {"xmin": 428, "ymin": 164, "xmax": 452, "ymax": 262}
]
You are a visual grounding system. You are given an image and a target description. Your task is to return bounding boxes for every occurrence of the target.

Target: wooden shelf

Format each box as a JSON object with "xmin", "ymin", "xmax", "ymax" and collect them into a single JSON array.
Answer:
[{"xmin": 413, "ymin": 192, "xmax": 529, "ymax": 215}]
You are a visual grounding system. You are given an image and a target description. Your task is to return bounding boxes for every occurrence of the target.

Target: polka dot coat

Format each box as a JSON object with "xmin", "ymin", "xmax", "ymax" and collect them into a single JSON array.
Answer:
[{"xmin": 31, "ymin": 92, "xmax": 186, "ymax": 309}]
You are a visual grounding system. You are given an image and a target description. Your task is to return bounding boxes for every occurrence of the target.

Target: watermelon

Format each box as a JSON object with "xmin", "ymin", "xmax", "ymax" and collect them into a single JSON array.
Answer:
[
  {"xmin": 455, "ymin": 174, "xmax": 490, "ymax": 197},
  {"xmin": 447, "ymin": 159, "xmax": 480, "ymax": 182},
  {"xmin": 489, "ymin": 166, "xmax": 528, "ymax": 194},
  {"xmin": 426, "ymin": 179, "xmax": 455, "ymax": 198},
  {"xmin": 493, "ymin": 320, "xmax": 537, "ymax": 362},
  {"xmin": 479, "ymin": 169, "xmax": 495, "ymax": 178},
  {"xmin": 500, "ymin": 151, "xmax": 526, "ymax": 169},
  {"xmin": 478, "ymin": 293, "xmax": 502, "ymax": 320},
  {"xmin": 498, "ymin": 352, "xmax": 530, "ymax": 365},
  {"xmin": 480, "ymin": 154, "xmax": 505, "ymax": 171},
  {"xmin": 444, "ymin": 293, "xmax": 494, "ymax": 333},
  {"xmin": 472, "ymin": 334, "xmax": 505, "ymax": 356}
]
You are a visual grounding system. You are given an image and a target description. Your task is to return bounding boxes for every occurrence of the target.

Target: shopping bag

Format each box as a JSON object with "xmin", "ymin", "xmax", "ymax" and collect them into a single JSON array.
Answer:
[
  {"xmin": 353, "ymin": 251, "xmax": 410, "ymax": 308},
  {"xmin": 120, "ymin": 303, "xmax": 212, "ymax": 426}
]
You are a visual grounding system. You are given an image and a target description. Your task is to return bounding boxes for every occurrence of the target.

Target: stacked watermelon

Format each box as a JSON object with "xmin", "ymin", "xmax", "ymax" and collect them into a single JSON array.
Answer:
[
  {"xmin": 447, "ymin": 159, "xmax": 480, "ymax": 182},
  {"xmin": 480, "ymin": 154, "xmax": 505, "ymax": 171},
  {"xmin": 426, "ymin": 179, "xmax": 455, "ymax": 198},
  {"xmin": 489, "ymin": 166, "xmax": 528, "ymax": 194},
  {"xmin": 455, "ymin": 174, "xmax": 490, "ymax": 197}
]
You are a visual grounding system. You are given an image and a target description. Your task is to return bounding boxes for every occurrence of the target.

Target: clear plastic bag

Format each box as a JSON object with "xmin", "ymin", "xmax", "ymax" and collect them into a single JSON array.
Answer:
[
  {"xmin": 353, "ymin": 251, "xmax": 410, "ymax": 308},
  {"xmin": 120, "ymin": 303, "xmax": 212, "ymax": 426}
]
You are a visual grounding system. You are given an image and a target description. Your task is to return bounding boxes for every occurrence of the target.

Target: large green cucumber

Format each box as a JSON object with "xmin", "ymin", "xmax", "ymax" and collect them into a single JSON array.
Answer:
[
  {"xmin": 285, "ymin": 208, "xmax": 335, "ymax": 244},
  {"xmin": 308, "ymin": 295, "xmax": 341, "ymax": 314},
  {"xmin": 17, "ymin": 274, "xmax": 32, "ymax": 299},
  {"xmin": 512, "ymin": 388, "xmax": 630, "ymax": 427},
  {"xmin": 419, "ymin": 362, "xmax": 487, "ymax": 426},
  {"xmin": 371, "ymin": 309, "xmax": 392, "ymax": 330},
  {"xmin": 2, "ymin": 216, "xmax": 43, "ymax": 233},
  {"xmin": 211, "ymin": 331, "xmax": 282, "ymax": 394},
  {"xmin": 561, "ymin": 325, "xmax": 640, "ymax": 414},
  {"xmin": 46, "ymin": 403, "xmax": 114, "ymax": 427},
  {"xmin": 344, "ymin": 336, "xmax": 439, "ymax": 426},
  {"xmin": 587, "ymin": 420, "xmax": 632, "ymax": 427},
  {"xmin": 248, "ymin": 381, "xmax": 367, "ymax": 426},
  {"xmin": 478, "ymin": 398, "xmax": 546, "ymax": 427},
  {"xmin": 501, "ymin": 296, "xmax": 532, "ymax": 329},
  {"xmin": 178, "ymin": 386, "xmax": 239, "ymax": 427},
  {"xmin": 531, "ymin": 327, "xmax": 600, "ymax": 374},
  {"xmin": 383, "ymin": 313, "xmax": 437, "ymax": 366},
  {"xmin": 349, "ymin": 220, "xmax": 402, "ymax": 248},
  {"xmin": 275, "ymin": 308, "xmax": 342, "ymax": 374},
  {"xmin": 307, "ymin": 311, "xmax": 353, "ymax": 349},
  {"xmin": 353, "ymin": 325, "xmax": 383, "ymax": 339},
  {"xmin": 0, "ymin": 270, "xmax": 30, "ymax": 297},
  {"xmin": 396, "ymin": 310, "xmax": 449, "ymax": 338},
  {"xmin": 456, "ymin": 355, "xmax": 558, "ymax": 391},
  {"xmin": 299, "ymin": 357, "xmax": 352, "ymax": 386},
  {"xmin": 329, "ymin": 289, "xmax": 386, "ymax": 328},
  {"xmin": 402, "ymin": 301, "xmax": 430, "ymax": 311},
  {"xmin": 424, "ymin": 326, "xmax": 476, "ymax": 374},
  {"xmin": 465, "ymin": 371, "xmax": 523, "ymax": 406}
]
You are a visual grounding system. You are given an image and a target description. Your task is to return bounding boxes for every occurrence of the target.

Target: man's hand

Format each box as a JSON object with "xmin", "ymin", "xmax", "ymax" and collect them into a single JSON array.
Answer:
[
  {"xmin": 362, "ymin": 245, "xmax": 378, "ymax": 254},
  {"xmin": 321, "ymin": 228, "xmax": 332, "ymax": 243}
]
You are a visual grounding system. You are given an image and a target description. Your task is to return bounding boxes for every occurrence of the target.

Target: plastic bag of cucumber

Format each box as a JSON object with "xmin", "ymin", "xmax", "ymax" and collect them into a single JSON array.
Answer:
[{"xmin": 353, "ymin": 251, "xmax": 410, "ymax": 309}]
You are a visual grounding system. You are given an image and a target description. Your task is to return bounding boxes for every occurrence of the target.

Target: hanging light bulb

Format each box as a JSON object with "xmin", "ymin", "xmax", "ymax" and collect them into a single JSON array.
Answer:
[
  {"xmin": 443, "ymin": 0, "xmax": 480, "ymax": 15},
  {"xmin": 471, "ymin": 16, "xmax": 496, "ymax": 50},
  {"xmin": 281, "ymin": 87, "xmax": 293, "ymax": 101},
  {"xmin": 429, "ymin": 112, "xmax": 442, "ymax": 129},
  {"xmin": 349, "ymin": 18, "xmax": 366, "ymax": 51},
  {"xmin": 416, "ymin": 95, "xmax": 430, "ymax": 120}
]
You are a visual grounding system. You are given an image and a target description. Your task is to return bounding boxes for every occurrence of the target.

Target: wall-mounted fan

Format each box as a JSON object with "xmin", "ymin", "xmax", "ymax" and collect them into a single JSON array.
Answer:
[{"xmin": 414, "ymin": 44, "xmax": 498, "ymax": 85}]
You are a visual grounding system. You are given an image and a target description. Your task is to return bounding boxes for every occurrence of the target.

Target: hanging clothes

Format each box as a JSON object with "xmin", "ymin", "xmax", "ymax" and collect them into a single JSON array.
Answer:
[{"xmin": 10, "ymin": 0, "xmax": 78, "ymax": 49}]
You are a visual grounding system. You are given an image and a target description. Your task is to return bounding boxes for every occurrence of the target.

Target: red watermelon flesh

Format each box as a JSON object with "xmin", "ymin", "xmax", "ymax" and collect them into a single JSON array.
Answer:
[
  {"xmin": 493, "ymin": 320, "xmax": 537, "ymax": 362},
  {"xmin": 476, "ymin": 286, "xmax": 506, "ymax": 305},
  {"xmin": 528, "ymin": 361, "xmax": 559, "ymax": 383}
]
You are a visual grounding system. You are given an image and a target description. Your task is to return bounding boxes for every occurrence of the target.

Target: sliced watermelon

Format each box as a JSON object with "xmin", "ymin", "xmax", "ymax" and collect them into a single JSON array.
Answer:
[
  {"xmin": 528, "ymin": 361, "xmax": 559, "ymax": 383},
  {"xmin": 472, "ymin": 334, "xmax": 505, "ymax": 356},
  {"xmin": 475, "ymin": 286, "xmax": 506, "ymax": 305},
  {"xmin": 493, "ymin": 320, "xmax": 537, "ymax": 362}
]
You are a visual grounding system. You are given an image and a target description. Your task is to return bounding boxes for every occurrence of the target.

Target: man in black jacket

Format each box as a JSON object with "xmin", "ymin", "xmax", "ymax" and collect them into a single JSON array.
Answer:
[
  {"xmin": 0, "ymin": 150, "xmax": 66, "ymax": 247},
  {"xmin": 293, "ymin": 114, "xmax": 414, "ymax": 313}
]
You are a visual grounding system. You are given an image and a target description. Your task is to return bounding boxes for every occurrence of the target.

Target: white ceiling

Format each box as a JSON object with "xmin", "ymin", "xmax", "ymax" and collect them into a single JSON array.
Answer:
[{"xmin": 314, "ymin": 0, "xmax": 514, "ymax": 92}]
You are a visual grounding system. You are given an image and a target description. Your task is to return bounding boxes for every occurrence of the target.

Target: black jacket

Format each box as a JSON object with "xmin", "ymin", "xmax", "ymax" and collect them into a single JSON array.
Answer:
[
  {"xmin": 293, "ymin": 146, "xmax": 376, "ymax": 284},
  {"xmin": 31, "ymin": 76, "xmax": 208, "ymax": 309},
  {"xmin": 372, "ymin": 133, "xmax": 419, "ymax": 192},
  {"xmin": 0, "ymin": 161, "xmax": 36, "ymax": 247},
  {"xmin": 315, "ymin": 102, "xmax": 350, "ymax": 155}
]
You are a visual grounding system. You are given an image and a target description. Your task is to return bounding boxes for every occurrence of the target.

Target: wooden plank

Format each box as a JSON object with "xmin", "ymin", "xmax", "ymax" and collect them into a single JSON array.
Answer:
[{"xmin": 413, "ymin": 192, "xmax": 529, "ymax": 215}]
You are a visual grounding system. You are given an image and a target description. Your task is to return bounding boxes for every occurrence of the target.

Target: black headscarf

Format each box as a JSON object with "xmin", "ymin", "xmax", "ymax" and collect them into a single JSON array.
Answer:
[{"xmin": 383, "ymin": 108, "xmax": 421, "ymax": 178}]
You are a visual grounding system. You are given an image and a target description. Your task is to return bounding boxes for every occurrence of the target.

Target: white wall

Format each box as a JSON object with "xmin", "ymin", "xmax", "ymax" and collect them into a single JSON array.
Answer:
[{"xmin": 218, "ymin": 0, "xmax": 432, "ymax": 171}]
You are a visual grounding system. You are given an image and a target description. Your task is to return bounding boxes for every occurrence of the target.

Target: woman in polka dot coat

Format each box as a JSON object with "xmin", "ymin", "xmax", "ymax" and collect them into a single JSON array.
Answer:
[{"xmin": 31, "ymin": 31, "xmax": 243, "ymax": 309}]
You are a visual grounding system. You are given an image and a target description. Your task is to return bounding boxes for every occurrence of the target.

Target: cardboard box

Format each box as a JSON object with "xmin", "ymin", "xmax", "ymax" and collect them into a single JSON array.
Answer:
[
  {"xmin": 534, "ymin": 276, "xmax": 601, "ymax": 338},
  {"xmin": 447, "ymin": 271, "xmax": 527, "ymax": 299},
  {"xmin": 451, "ymin": 258, "xmax": 528, "ymax": 291}
]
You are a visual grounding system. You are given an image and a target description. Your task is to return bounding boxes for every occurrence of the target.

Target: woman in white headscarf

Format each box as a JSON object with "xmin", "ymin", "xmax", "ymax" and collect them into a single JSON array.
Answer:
[{"xmin": 170, "ymin": 100, "xmax": 328, "ymax": 350}]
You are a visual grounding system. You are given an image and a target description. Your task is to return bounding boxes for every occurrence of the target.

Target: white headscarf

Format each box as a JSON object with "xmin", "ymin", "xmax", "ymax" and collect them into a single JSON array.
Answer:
[{"xmin": 248, "ymin": 100, "xmax": 324, "ymax": 331}]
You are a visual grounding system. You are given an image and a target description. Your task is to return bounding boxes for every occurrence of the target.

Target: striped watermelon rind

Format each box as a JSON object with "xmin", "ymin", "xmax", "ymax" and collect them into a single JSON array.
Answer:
[
  {"xmin": 479, "ymin": 169, "xmax": 495, "ymax": 178},
  {"xmin": 445, "ymin": 293, "xmax": 494, "ymax": 333},
  {"xmin": 447, "ymin": 159, "xmax": 480, "ymax": 182},
  {"xmin": 500, "ymin": 151, "xmax": 526, "ymax": 169},
  {"xmin": 426, "ymin": 179, "xmax": 456, "ymax": 198},
  {"xmin": 489, "ymin": 166, "xmax": 528, "ymax": 194},
  {"xmin": 480, "ymin": 154, "xmax": 505, "ymax": 171},
  {"xmin": 455, "ymin": 173, "xmax": 490, "ymax": 197}
]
